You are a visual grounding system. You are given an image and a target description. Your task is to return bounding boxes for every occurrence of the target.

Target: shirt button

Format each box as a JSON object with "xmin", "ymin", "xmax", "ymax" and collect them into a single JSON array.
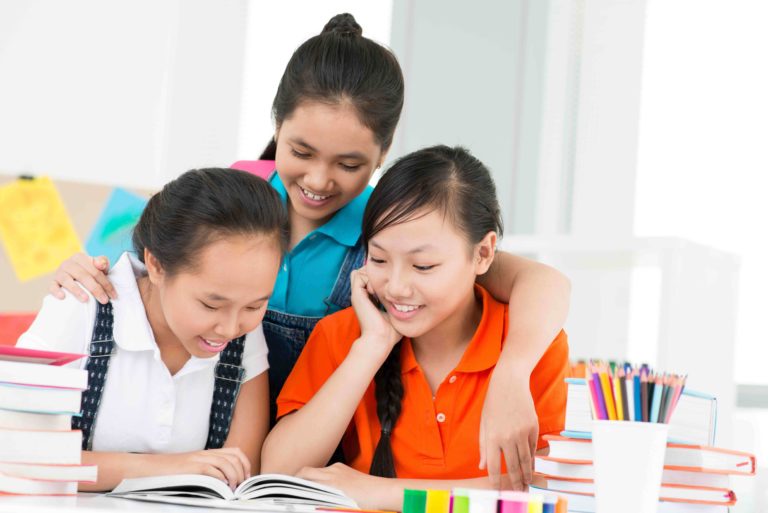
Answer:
[
  {"xmin": 309, "ymin": 234, "xmax": 317, "ymax": 241},
  {"xmin": 436, "ymin": 413, "xmax": 446, "ymax": 423},
  {"xmin": 448, "ymin": 375, "xmax": 457, "ymax": 384}
]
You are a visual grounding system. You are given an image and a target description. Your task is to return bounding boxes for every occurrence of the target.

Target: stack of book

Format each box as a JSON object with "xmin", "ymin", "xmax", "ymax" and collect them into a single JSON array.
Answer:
[
  {"xmin": 0, "ymin": 346, "xmax": 97, "ymax": 495},
  {"xmin": 533, "ymin": 379, "xmax": 755, "ymax": 512}
]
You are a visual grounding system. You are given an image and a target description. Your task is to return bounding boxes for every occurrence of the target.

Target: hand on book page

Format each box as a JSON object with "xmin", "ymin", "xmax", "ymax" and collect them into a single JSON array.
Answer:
[
  {"xmin": 297, "ymin": 463, "xmax": 379, "ymax": 510},
  {"xmin": 148, "ymin": 448, "xmax": 252, "ymax": 490}
]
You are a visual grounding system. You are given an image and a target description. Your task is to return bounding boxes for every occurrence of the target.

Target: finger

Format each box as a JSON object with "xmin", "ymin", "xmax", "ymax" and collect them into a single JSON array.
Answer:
[
  {"xmin": 92, "ymin": 256, "xmax": 117, "ymax": 299},
  {"xmin": 222, "ymin": 448, "xmax": 251, "ymax": 479},
  {"xmin": 71, "ymin": 271, "xmax": 110, "ymax": 304},
  {"xmin": 94, "ymin": 255, "xmax": 110, "ymax": 271},
  {"xmin": 60, "ymin": 260, "xmax": 109, "ymax": 303},
  {"xmin": 56, "ymin": 273, "xmax": 90, "ymax": 303},
  {"xmin": 478, "ymin": 422, "xmax": 487, "ymax": 470},
  {"xmin": 502, "ymin": 443, "xmax": 524, "ymax": 491},
  {"xmin": 48, "ymin": 281, "xmax": 66, "ymax": 300},
  {"xmin": 198, "ymin": 464, "xmax": 228, "ymax": 485},
  {"xmin": 528, "ymin": 428, "xmax": 538, "ymax": 478},
  {"xmin": 516, "ymin": 437, "xmax": 533, "ymax": 486},
  {"xmin": 219, "ymin": 451, "xmax": 247, "ymax": 485},
  {"xmin": 206, "ymin": 454, "xmax": 241, "ymax": 489},
  {"xmin": 485, "ymin": 443, "xmax": 502, "ymax": 489}
]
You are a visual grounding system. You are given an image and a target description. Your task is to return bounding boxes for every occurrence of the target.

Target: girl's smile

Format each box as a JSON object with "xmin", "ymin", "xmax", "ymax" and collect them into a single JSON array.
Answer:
[{"xmin": 198, "ymin": 337, "xmax": 231, "ymax": 354}]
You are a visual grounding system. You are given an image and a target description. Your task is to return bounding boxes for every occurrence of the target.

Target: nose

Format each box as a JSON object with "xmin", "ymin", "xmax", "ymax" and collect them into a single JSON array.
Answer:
[
  {"xmin": 303, "ymin": 161, "xmax": 333, "ymax": 192},
  {"xmin": 214, "ymin": 311, "xmax": 241, "ymax": 341},
  {"xmin": 385, "ymin": 267, "xmax": 413, "ymax": 300}
]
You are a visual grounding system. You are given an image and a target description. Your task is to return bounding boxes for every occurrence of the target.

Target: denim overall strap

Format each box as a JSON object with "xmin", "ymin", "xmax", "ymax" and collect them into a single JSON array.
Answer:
[
  {"xmin": 324, "ymin": 239, "xmax": 366, "ymax": 313},
  {"xmin": 73, "ymin": 302, "xmax": 116, "ymax": 450},
  {"xmin": 262, "ymin": 310, "xmax": 320, "ymax": 424},
  {"xmin": 205, "ymin": 335, "xmax": 246, "ymax": 449}
]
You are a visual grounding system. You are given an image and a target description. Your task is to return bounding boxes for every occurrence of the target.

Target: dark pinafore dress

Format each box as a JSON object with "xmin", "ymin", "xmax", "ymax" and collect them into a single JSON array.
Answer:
[{"xmin": 72, "ymin": 301, "xmax": 246, "ymax": 450}]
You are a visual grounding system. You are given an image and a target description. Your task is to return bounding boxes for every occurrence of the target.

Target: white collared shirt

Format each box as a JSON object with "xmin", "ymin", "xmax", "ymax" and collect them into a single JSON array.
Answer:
[{"xmin": 17, "ymin": 253, "xmax": 269, "ymax": 453}]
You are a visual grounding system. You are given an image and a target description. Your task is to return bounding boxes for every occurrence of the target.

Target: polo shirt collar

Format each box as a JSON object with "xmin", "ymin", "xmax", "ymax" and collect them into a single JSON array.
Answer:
[
  {"xmin": 109, "ymin": 253, "xmax": 157, "ymax": 353},
  {"xmin": 109, "ymin": 254, "xmax": 220, "ymax": 370},
  {"xmin": 400, "ymin": 285, "xmax": 504, "ymax": 375},
  {"xmin": 269, "ymin": 172, "xmax": 369, "ymax": 248}
]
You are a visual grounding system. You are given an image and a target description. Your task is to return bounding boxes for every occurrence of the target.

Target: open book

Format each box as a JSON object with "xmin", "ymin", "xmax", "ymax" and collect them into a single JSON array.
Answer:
[{"xmin": 109, "ymin": 473, "xmax": 358, "ymax": 511}]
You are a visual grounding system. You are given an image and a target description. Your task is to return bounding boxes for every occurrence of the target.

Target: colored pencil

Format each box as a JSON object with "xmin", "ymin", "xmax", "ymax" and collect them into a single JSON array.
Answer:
[
  {"xmin": 650, "ymin": 375, "xmax": 663, "ymax": 423},
  {"xmin": 598, "ymin": 366, "xmax": 617, "ymax": 421},
  {"xmin": 657, "ymin": 375, "xmax": 672, "ymax": 424},
  {"xmin": 641, "ymin": 371, "xmax": 649, "ymax": 422},
  {"xmin": 625, "ymin": 370, "xmax": 635, "ymax": 421},
  {"xmin": 633, "ymin": 371, "xmax": 642, "ymax": 421},
  {"xmin": 586, "ymin": 372, "xmax": 604, "ymax": 420},
  {"xmin": 619, "ymin": 369, "xmax": 629, "ymax": 421},
  {"xmin": 612, "ymin": 369, "xmax": 624, "ymax": 421}
]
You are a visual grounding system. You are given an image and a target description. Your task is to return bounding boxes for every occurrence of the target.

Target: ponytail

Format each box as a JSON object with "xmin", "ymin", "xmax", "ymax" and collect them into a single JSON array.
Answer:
[{"xmin": 369, "ymin": 343, "xmax": 404, "ymax": 478}]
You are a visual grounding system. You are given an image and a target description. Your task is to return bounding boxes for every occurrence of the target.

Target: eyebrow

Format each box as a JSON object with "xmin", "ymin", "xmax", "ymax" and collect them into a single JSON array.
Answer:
[
  {"xmin": 205, "ymin": 293, "xmax": 270, "ymax": 303},
  {"xmin": 369, "ymin": 240, "xmax": 435, "ymax": 254},
  {"xmin": 289, "ymin": 138, "xmax": 368, "ymax": 161}
]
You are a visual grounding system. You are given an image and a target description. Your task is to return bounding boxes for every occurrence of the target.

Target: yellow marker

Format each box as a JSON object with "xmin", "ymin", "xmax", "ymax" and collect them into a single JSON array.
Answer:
[
  {"xmin": 598, "ymin": 370, "xmax": 617, "ymax": 420},
  {"xmin": 0, "ymin": 177, "xmax": 82, "ymax": 281},
  {"xmin": 528, "ymin": 493, "xmax": 543, "ymax": 513},
  {"xmin": 613, "ymin": 372, "xmax": 624, "ymax": 421},
  {"xmin": 425, "ymin": 490, "xmax": 450, "ymax": 513}
]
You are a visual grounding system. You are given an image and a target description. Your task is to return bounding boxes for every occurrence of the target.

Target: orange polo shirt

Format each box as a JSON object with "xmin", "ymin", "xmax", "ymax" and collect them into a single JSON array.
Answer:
[{"xmin": 276, "ymin": 286, "xmax": 569, "ymax": 479}]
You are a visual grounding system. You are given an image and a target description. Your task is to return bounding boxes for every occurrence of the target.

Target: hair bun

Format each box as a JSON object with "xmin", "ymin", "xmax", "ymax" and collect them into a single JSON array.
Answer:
[{"xmin": 322, "ymin": 13, "xmax": 363, "ymax": 37}]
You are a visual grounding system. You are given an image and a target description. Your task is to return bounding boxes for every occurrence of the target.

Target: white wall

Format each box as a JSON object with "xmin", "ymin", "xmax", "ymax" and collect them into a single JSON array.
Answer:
[{"xmin": 0, "ymin": 0, "xmax": 248, "ymax": 189}]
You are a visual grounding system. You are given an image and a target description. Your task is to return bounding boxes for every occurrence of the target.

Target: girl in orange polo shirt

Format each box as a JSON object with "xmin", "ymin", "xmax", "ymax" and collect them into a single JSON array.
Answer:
[{"xmin": 262, "ymin": 145, "xmax": 569, "ymax": 510}]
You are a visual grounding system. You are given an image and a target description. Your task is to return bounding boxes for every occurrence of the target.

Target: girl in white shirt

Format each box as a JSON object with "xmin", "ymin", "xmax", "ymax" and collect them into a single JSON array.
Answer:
[{"xmin": 17, "ymin": 168, "xmax": 287, "ymax": 491}]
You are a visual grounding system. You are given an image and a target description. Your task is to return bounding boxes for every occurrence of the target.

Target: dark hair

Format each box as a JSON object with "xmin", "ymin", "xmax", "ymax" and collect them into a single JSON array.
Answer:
[
  {"xmin": 264, "ymin": 12, "xmax": 404, "ymax": 158},
  {"xmin": 363, "ymin": 145, "xmax": 503, "ymax": 478},
  {"xmin": 132, "ymin": 168, "xmax": 289, "ymax": 275}
]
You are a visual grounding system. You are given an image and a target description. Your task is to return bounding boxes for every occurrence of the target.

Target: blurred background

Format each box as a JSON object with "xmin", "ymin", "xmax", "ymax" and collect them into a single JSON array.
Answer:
[{"xmin": 0, "ymin": 0, "xmax": 765, "ymax": 509}]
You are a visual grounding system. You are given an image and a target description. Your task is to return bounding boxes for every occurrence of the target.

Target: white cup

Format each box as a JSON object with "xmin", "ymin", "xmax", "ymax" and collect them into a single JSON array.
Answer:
[{"xmin": 591, "ymin": 420, "xmax": 669, "ymax": 513}]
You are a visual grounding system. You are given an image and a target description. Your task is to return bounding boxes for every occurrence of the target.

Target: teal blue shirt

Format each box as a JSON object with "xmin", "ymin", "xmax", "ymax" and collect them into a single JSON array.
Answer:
[{"xmin": 268, "ymin": 173, "xmax": 372, "ymax": 317}]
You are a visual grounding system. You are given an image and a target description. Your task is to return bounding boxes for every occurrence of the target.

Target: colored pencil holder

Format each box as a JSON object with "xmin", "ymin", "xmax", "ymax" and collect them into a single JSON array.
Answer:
[{"xmin": 591, "ymin": 420, "xmax": 669, "ymax": 513}]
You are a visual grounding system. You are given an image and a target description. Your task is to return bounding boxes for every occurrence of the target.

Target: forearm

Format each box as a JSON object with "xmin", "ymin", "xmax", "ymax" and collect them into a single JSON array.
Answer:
[
  {"xmin": 225, "ymin": 373, "xmax": 270, "ymax": 474},
  {"xmin": 478, "ymin": 252, "xmax": 570, "ymax": 374},
  {"xmin": 262, "ymin": 340, "xmax": 386, "ymax": 474},
  {"xmin": 79, "ymin": 451, "xmax": 151, "ymax": 492}
]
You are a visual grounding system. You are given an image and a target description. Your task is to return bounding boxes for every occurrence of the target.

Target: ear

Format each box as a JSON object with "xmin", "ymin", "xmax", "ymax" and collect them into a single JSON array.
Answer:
[
  {"xmin": 144, "ymin": 248, "xmax": 165, "ymax": 286},
  {"xmin": 473, "ymin": 231, "xmax": 497, "ymax": 276}
]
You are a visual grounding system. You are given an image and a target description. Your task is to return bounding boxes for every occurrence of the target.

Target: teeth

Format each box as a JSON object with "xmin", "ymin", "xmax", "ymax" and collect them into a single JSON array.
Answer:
[
  {"xmin": 393, "ymin": 304, "xmax": 420, "ymax": 312},
  {"xmin": 301, "ymin": 187, "xmax": 330, "ymax": 201},
  {"xmin": 204, "ymin": 339, "xmax": 225, "ymax": 347}
]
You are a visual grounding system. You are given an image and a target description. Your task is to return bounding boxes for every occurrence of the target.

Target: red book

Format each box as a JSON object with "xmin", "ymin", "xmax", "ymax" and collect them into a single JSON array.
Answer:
[{"xmin": 0, "ymin": 346, "xmax": 84, "ymax": 366}]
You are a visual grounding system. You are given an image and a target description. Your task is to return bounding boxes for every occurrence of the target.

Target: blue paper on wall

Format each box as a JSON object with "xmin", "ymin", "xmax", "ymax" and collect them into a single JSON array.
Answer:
[{"xmin": 86, "ymin": 188, "xmax": 147, "ymax": 265}]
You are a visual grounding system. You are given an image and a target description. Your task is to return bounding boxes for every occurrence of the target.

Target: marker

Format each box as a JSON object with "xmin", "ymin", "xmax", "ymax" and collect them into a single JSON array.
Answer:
[
  {"xmin": 403, "ymin": 489, "xmax": 427, "ymax": 513},
  {"xmin": 425, "ymin": 490, "xmax": 450, "ymax": 513}
]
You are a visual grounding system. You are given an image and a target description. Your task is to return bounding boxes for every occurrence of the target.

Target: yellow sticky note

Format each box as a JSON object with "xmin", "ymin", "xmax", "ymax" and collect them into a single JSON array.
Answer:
[{"xmin": 0, "ymin": 177, "xmax": 82, "ymax": 281}]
